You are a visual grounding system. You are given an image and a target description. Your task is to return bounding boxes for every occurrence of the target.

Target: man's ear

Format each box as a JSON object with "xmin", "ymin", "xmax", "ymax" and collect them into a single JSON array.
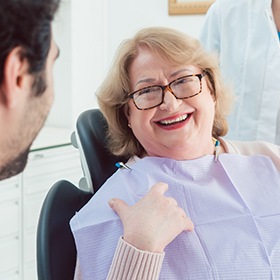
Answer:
[{"xmin": 0, "ymin": 47, "xmax": 30, "ymax": 108}]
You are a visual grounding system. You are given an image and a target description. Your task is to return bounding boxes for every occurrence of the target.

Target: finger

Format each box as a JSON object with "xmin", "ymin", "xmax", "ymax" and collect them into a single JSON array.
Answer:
[
  {"xmin": 108, "ymin": 198, "xmax": 128, "ymax": 220},
  {"xmin": 177, "ymin": 207, "xmax": 194, "ymax": 232},
  {"xmin": 166, "ymin": 197, "xmax": 178, "ymax": 207},
  {"xmin": 149, "ymin": 182, "xmax": 168, "ymax": 195},
  {"xmin": 183, "ymin": 217, "xmax": 195, "ymax": 232}
]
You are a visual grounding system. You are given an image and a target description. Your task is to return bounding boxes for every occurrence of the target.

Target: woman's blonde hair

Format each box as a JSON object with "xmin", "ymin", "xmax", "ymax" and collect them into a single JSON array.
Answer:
[{"xmin": 97, "ymin": 26, "xmax": 233, "ymax": 158}]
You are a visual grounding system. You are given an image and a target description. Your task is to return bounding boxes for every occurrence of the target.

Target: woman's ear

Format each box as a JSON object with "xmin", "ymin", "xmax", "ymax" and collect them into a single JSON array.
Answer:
[
  {"xmin": 210, "ymin": 90, "xmax": 217, "ymax": 103},
  {"xmin": 213, "ymin": 95, "xmax": 217, "ymax": 104},
  {"xmin": 124, "ymin": 103, "xmax": 130, "ymax": 118},
  {"xmin": 123, "ymin": 104, "xmax": 132, "ymax": 128},
  {"xmin": 0, "ymin": 47, "xmax": 30, "ymax": 108}
]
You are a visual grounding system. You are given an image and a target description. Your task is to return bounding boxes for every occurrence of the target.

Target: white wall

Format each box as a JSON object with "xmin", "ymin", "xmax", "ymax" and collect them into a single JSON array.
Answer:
[
  {"xmin": 46, "ymin": 0, "xmax": 206, "ymax": 128},
  {"xmin": 47, "ymin": 0, "xmax": 106, "ymax": 128},
  {"xmin": 107, "ymin": 0, "xmax": 205, "ymax": 63},
  {"xmin": 48, "ymin": 0, "xmax": 73, "ymax": 128}
]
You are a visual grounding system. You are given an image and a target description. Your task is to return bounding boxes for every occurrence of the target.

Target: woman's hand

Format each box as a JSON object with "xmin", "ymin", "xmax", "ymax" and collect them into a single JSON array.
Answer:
[{"xmin": 108, "ymin": 182, "xmax": 194, "ymax": 253}]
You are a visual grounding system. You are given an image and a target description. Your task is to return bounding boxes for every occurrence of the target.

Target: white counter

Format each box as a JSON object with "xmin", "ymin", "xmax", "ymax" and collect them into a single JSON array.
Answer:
[{"xmin": 31, "ymin": 126, "xmax": 74, "ymax": 151}]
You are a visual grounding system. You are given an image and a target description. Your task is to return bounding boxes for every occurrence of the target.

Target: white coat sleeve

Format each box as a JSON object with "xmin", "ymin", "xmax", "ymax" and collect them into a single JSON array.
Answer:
[{"xmin": 199, "ymin": 0, "xmax": 222, "ymax": 54}]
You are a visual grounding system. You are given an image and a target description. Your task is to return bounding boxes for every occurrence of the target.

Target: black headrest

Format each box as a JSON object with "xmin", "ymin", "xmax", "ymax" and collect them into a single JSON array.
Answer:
[{"xmin": 76, "ymin": 109, "xmax": 127, "ymax": 193}]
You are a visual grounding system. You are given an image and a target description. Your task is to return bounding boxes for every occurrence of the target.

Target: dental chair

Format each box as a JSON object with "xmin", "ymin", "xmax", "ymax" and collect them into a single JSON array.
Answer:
[
  {"xmin": 36, "ymin": 180, "xmax": 92, "ymax": 280},
  {"xmin": 37, "ymin": 109, "xmax": 127, "ymax": 279},
  {"xmin": 72, "ymin": 108, "xmax": 128, "ymax": 193}
]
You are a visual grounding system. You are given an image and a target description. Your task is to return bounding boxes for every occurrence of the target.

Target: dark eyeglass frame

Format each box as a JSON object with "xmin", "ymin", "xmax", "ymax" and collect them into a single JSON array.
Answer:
[{"xmin": 127, "ymin": 71, "xmax": 207, "ymax": 110}]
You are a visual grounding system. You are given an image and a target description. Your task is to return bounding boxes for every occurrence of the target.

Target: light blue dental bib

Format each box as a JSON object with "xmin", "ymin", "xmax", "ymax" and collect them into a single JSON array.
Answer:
[{"xmin": 71, "ymin": 154, "xmax": 280, "ymax": 279}]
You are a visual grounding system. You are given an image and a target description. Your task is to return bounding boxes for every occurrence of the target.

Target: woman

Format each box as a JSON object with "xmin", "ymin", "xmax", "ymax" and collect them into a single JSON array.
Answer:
[{"xmin": 71, "ymin": 27, "xmax": 280, "ymax": 279}]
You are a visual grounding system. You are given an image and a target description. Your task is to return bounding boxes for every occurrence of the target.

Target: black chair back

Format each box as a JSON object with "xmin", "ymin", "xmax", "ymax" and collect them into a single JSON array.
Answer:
[
  {"xmin": 37, "ymin": 180, "xmax": 92, "ymax": 280},
  {"xmin": 37, "ymin": 109, "xmax": 127, "ymax": 279}
]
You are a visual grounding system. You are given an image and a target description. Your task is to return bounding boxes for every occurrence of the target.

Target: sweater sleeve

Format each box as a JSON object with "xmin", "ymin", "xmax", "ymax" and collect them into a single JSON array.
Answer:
[
  {"xmin": 74, "ymin": 237, "xmax": 165, "ymax": 280},
  {"xmin": 106, "ymin": 237, "xmax": 165, "ymax": 280},
  {"xmin": 222, "ymin": 138, "xmax": 280, "ymax": 171}
]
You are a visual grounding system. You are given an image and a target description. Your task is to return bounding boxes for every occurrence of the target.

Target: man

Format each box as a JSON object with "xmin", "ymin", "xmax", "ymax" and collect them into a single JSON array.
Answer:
[{"xmin": 0, "ymin": 0, "xmax": 61, "ymax": 180}]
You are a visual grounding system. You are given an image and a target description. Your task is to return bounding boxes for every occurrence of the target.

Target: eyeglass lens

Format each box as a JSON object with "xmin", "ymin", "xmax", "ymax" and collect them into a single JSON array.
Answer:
[{"xmin": 133, "ymin": 75, "xmax": 202, "ymax": 110}]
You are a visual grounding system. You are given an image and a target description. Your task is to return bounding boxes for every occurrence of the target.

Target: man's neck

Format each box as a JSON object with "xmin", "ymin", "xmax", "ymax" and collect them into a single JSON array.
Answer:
[{"xmin": 272, "ymin": 0, "xmax": 280, "ymax": 31}]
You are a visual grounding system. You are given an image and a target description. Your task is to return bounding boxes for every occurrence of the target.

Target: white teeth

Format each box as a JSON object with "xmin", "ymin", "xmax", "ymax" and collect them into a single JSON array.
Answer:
[{"xmin": 159, "ymin": 114, "xmax": 188, "ymax": 125}]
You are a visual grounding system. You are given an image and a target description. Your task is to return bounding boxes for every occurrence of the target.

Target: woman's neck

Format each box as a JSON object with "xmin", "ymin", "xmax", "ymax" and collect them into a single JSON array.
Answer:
[{"xmin": 145, "ymin": 137, "xmax": 223, "ymax": 161}]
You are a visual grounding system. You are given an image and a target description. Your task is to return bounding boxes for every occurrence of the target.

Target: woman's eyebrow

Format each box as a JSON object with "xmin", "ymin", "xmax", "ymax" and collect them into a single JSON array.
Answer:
[
  {"xmin": 135, "ymin": 78, "xmax": 156, "ymax": 86},
  {"xmin": 170, "ymin": 68, "xmax": 193, "ymax": 78},
  {"xmin": 135, "ymin": 68, "xmax": 195, "ymax": 86}
]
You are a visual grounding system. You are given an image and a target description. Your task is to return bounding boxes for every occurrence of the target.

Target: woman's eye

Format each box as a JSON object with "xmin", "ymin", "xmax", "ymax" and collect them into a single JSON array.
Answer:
[
  {"xmin": 138, "ymin": 87, "xmax": 158, "ymax": 95},
  {"xmin": 177, "ymin": 77, "xmax": 191, "ymax": 85}
]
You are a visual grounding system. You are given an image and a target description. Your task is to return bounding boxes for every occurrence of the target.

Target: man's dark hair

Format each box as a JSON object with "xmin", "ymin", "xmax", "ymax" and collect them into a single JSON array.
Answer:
[{"xmin": 0, "ymin": 0, "xmax": 60, "ymax": 95}]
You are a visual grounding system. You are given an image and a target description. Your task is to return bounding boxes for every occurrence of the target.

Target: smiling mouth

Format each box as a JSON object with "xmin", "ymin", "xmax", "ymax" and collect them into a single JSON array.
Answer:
[{"xmin": 157, "ymin": 114, "xmax": 189, "ymax": 126}]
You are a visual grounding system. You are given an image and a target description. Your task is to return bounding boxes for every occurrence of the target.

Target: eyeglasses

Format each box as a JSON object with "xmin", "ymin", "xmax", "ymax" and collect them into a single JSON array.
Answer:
[{"xmin": 128, "ymin": 71, "xmax": 207, "ymax": 110}]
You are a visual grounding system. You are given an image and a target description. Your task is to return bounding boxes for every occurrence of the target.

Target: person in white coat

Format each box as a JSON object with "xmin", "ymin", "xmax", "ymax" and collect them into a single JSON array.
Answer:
[{"xmin": 200, "ymin": 0, "xmax": 280, "ymax": 143}]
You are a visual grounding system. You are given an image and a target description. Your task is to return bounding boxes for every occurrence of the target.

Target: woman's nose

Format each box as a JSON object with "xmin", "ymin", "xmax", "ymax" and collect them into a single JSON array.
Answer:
[{"xmin": 159, "ymin": 89, "xmax": 182, "ymax": 111}]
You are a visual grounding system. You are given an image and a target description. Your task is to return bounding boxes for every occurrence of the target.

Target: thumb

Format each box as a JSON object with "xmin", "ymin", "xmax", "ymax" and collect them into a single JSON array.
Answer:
[{"xmin": 108, "ymin": 198, "xmax": 128, "ymax": 219}]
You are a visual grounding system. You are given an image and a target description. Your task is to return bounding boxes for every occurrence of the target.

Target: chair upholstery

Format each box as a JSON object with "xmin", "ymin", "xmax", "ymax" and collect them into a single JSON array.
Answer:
[
  {"xmin": 37, "ymin": 180, "xmax": 92, "ymax": 280},
  {"xmin": 74, "ymin": 108, "xmax": 128, "ymax": 193},
  {"xmin": 37, "ymin": 109, "xmax": 128, "ymax": 279}
]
